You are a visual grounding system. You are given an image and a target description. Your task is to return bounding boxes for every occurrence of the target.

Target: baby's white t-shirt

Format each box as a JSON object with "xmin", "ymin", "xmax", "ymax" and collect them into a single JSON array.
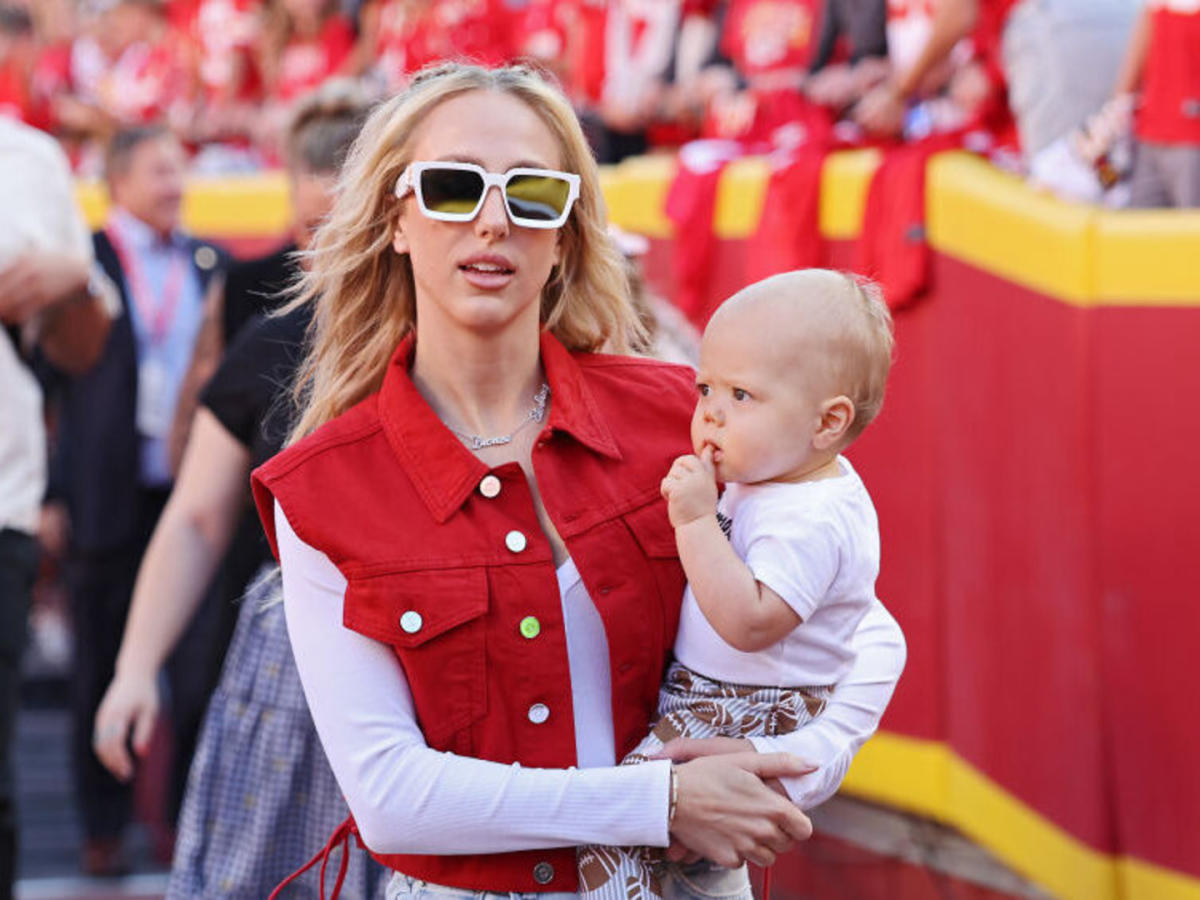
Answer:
[{"xmin": 674, "ymin": 455, "xmax": 879, "ymax": 688}]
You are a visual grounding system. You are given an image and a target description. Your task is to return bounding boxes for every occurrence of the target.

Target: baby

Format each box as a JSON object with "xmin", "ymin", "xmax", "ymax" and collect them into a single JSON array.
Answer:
[{"xmin": 579, "ymin": 269, "xmax": 896, "ymax": 898}]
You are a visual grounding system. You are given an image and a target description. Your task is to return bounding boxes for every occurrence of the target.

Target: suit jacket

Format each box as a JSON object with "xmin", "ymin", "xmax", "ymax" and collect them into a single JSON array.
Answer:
[{"xmin": 49, "ymin": 229, "xmax": 227, "ymax": 554}]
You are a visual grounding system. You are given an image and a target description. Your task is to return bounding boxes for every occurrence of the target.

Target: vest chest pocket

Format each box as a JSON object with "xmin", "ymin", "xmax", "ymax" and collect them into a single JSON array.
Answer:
[
  {"xmin": 622, "ymin": 499, "xmax": 680, "ymax": 560},
  {"xmin": 344, "ymin": 568, "xmax": 488, "ymax": 748},
  {"xmin": 622, "ymin": 498, "xmax": 686, "ymax": 654}
]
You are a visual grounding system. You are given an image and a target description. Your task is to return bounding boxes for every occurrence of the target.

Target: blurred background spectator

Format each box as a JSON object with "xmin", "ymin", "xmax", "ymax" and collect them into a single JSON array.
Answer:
[
  {"xmin": 40, "ymin": 124, "xmax": 227, "ymax": 877},
  {"xmin": 0, "ymin": 113, "xmax": 117, "ymax": 900}
]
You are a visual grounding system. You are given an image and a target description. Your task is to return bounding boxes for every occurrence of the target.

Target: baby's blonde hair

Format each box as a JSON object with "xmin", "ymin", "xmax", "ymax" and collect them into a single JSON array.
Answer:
[
  {"xmin": 286, "ymin": 62, "xmax": 643, "ymax": 443},
  {"xmin": 718, "ymin": 269, "xmax": 894, "ymax": 444},
  {"xmin": 837, "ymin": 273, "xmax": 894, "ymax": 442}
]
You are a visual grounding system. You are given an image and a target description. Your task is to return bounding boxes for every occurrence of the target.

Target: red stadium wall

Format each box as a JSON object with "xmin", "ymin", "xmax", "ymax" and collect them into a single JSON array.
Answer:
[
  {"xmin": 76, "ymin": 153, "xmax": 1200, "ymax": 899},
  {"xmin": 613, "ymin": 153, "xmax": 1200, "ymax": 900}
]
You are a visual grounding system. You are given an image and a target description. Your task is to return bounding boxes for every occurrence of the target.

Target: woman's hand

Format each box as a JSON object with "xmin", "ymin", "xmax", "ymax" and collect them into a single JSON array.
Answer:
[
  {"xmin": 93, "ymin": 671, "xmax": 160, "ymax": 782},
  {"xmin": 660, "ymin": 736, "xmax": 755, "ymax": 761},
  {"xmin": 658, "ymin": 736, "xmax": 807, "ymax": 797},
  {"xmin": 669, "ymin": 752, "xmax": 816, "ymax": 868}
]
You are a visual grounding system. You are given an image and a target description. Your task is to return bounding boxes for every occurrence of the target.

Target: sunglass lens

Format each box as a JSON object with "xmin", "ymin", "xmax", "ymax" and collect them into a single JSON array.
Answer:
[
  {"xmin": 419, "ymin": 167, "xmax": 485, "ymax": 216},
  {"xmin": 505, "ymin": 174, "xmax": 571, "ymax": 223}
]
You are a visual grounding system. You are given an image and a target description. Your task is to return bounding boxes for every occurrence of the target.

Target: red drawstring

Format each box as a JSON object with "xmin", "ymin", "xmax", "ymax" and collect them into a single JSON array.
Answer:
[
  {"xmin": 268, "ymin": 815, "xmax": 358, "ymax": 900},
  {"xmin": 761, "ymin": 863, "xmax": 773, "ymax": 900}
]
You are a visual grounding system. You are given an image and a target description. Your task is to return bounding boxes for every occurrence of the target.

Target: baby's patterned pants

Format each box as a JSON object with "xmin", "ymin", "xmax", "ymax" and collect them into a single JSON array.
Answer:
[{"xmin": 577, "ymin": 661, "xmax": 831, "ymax": 900}]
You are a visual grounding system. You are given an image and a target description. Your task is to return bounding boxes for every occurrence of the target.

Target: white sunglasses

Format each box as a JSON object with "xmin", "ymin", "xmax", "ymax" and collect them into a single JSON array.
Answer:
[{"xmin": 395, "ymin": 161, "xmax": 581, "ymax": 229}]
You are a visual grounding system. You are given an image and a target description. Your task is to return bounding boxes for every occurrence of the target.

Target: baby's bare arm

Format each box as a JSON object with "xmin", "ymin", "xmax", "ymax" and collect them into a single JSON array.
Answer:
[{"xmin": 661, "ymin": 450, "xmax": 802, "ymax": 651}]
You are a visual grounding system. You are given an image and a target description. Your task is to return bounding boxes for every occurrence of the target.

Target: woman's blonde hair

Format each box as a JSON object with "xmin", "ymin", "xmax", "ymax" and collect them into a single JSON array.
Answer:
[{"xmin": 287, "ymin": 62, "xmax": 643, "ymax": 443}]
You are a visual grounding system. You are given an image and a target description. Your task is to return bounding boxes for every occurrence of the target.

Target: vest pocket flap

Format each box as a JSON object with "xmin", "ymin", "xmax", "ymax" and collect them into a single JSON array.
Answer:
[
  {"xmin": 622, "ymin": 499, "xmax": 678, "ymax": 558},
  {"xmin": 344, "ymin": 568, "xmax": 489, "ymax": 648}
]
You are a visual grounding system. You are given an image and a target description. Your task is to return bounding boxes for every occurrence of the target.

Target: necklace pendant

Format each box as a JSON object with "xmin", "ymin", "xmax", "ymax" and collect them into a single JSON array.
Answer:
[
  {"xmin": 450, "ymin": 382, "xmax": 551, "ymax": 451},
  {"xmin": 471, "ymin": 435, "xmax": 512, "ymax": 450}
]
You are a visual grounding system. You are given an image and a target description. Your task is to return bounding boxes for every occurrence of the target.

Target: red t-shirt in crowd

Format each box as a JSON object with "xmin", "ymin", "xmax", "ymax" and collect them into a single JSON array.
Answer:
[
  {"xmin": 374, "ymin": 0, "xmax": 427, "ymax": 89},
  {"xmin": 167, "ymin": 0, "xmax": 202, "ymax": 30},
  {"xmin": 569, "ymin": 0, "xmax": 608, "ymax": 106},
  {"xmin": 0, "ymin": 59, "xmax": 53, "ymax": 130},
  {"xmin": 272, "ymin": 14, "xmax": 356, "ymax": 103},
  {"xmin": 973, "ymin": 0, "xmax": 1018, "ymax": 74},
  {"xmin": 180, "ymin": 0, "xmax": 264, "ymax": 104},
  {"xmin": 519, "ymin": 0, "xmax": 604, "ymax": 104},
  {"xmin": 99, "ymin": 35, "xmax": 190, "ymax": 124},
  {"xmin": 702, "ymin": 0, "xmax": 824, "ymax": 143},
  {"xmin": 720, "ymin": 0, "xmax": 820, "ymax": 77},
  {"xmin": 885, "ymin": 0, "xmax": 936, "ymax": 75},
  {"xmin": 1138, "ymin": 0, "xmax": 1200, "ymax": 144},
  {"xmin": 418, "ymin": 0, "xmax": 517, "ymax": 69},
  {"xmin": 30, "ymin": 38, "xmax": 99, "ymax": 115}
]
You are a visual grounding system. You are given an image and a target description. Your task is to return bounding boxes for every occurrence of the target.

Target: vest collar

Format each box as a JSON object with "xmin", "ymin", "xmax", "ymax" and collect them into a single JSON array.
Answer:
[{"xmin": 378, "ymin": 330, "xmax": 622, "ymax": 524}]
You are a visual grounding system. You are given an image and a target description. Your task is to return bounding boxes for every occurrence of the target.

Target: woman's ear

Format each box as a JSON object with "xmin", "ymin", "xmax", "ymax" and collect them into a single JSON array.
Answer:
[
  {"xmin": 392, "ymin": 214, "xmax": 409, "ymax": 256},
  {"xmin": 813, "ymin": 395, "xmax": 855, "ymax": 450}
]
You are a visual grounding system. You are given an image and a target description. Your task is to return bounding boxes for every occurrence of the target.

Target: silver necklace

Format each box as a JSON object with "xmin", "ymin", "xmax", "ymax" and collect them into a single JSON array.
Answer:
[{"xmin": 449, "ymin": 382, "xmax": 550, "ymax": 450}]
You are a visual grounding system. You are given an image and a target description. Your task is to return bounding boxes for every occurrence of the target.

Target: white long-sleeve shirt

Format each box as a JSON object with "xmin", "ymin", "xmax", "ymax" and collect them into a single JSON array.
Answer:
[{"xmin": 276, "ymin": 501, "xmax": 906, "ymax": 856}]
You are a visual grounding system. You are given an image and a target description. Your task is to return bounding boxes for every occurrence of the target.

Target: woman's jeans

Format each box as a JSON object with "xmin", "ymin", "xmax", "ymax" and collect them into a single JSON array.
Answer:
[{"xmin": 386, "ymin": 861, "xmax": 753, "ymax": 900}]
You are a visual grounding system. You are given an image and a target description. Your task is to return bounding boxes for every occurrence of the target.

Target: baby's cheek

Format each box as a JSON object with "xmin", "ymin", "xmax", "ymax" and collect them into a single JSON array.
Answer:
[{"xmin": 688, "ymin": 406, "xmax": 705, "ymax": 454}]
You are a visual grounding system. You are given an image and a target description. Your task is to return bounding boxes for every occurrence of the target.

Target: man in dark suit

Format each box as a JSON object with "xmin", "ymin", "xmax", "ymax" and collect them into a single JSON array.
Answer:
[{"xmin": 46, "ymin": 124, "xmax": 226, "ymax": 876}]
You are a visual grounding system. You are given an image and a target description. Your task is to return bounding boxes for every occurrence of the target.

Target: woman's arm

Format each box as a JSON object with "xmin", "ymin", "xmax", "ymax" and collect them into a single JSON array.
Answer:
[
  {"xmin": 277, "ymin": 502, "xmax": 814, "ymax": 862},
  {"xmin": 94, "ymin": 409, "xmax": 251, "ymax": 779},
  {"xmin": 1112, "ymin": 6, "xmax": 1150, "ymax": 97},
  {"xmin": 168, "ymin": 273, "xmax": 226, "ymax": 477},
  {"xmin": 659, "ymin": 599, "xmax": 906, "ymax": 810}
]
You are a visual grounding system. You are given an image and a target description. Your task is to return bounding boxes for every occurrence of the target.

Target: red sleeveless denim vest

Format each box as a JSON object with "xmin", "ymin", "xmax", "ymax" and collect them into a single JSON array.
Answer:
[
  {"xmin": 1138, "ymin": 4, "xmax": 1200, "ymax": 145},
  {"xmin": 252, "ymin": 331, "xmax": 694, "ymax": 892}
]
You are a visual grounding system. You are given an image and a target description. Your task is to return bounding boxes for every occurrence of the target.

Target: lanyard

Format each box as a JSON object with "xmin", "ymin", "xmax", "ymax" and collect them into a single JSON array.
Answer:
[{"xmin": 106, "ymin": 223, "xmax": 189, "ymax": 347}]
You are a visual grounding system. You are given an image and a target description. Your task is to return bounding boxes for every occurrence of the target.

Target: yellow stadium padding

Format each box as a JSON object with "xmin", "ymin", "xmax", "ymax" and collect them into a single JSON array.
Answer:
[
  {"xmin": 597, "ymin": 150, "xmax": 878, "ymax": 241},
  {"xmin": 713, "ymin": 157, "xmax": 770, "ymax": 240},
  {"xmin": 927, "ymin": 152, "xmax": 1200, "ymax": 306},
  {"xmin": 599, "ymin": 155, "xmax": 674, "ymax": 238},
  {"xmin": 844, "ymin": 732, "xmax": 1200, "ymax": 900},
  {"xmin": 76, "ymin": 150, "xmax": 1200, "ymax": 305},
  {"xmin": 77, "ymin": 172, "xmax": 291, "ymax": 237},
  {"xmin": 1092, "ymin": 209, "xmax": 1200, "ymax": 305},
  {"xmin": 926, "ymin": 153, "xmax": 1097, "ymax": 303},
  {"xmin": 819, "ymin": 147, "xmax": 880, "ymax": 239}
]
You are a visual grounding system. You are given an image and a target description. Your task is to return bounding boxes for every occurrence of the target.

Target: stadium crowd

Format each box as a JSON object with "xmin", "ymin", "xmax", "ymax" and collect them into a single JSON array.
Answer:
[{"xmin": 0, "ymin": 0, "xmax": 1194, "ymax": 208}]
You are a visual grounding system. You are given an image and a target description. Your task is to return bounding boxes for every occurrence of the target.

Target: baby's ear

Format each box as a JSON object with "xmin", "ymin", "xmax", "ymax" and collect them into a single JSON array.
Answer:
[{"xmin": 814, "ymin": 396, "xmax": 855, "ymax": 450}]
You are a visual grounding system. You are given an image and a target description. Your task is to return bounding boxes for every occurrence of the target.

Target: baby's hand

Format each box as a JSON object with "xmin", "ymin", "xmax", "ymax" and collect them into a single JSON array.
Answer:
[{"xmin": 660, "ymin": 447, "xmax": 718, "ymax": 528}]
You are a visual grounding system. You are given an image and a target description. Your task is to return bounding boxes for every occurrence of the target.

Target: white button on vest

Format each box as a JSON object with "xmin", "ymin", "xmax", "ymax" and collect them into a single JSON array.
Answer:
[
  {"xmin": 399, "ymin": 611, "xmax": 423, "ymax": 634},
  {"xmin": 505, "ymin": 530, "xmax": 527, "ymax": 553},
  {"xmin": 479, "ymin": 475, "xmax": 502, "ymax": 498},
  {"xmin": 527, "ymin": 703, "xmax": 550, "ymax": 724}
]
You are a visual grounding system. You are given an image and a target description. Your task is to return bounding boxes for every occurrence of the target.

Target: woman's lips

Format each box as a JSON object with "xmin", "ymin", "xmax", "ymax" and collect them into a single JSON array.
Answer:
[
  {"xmin": 459, "ymin": 265, "xmax": 514, "ymax": 289},
  {"xmin": 458, "ymin": 255, "xmax": 516, "ymax": 290}
]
